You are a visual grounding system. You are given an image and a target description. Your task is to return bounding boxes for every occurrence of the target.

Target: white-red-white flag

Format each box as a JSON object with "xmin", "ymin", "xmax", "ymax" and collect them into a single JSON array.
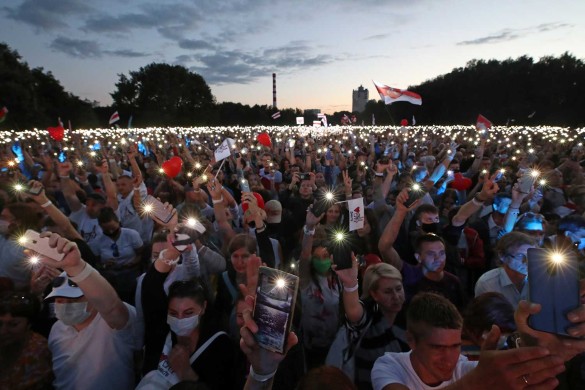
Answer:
[
  {"xmin": 476, "ymin": 114, "xmax": 492, "ymax": 131},
  {"xmin": 372, "ymin": 80, "xmax": 422, "ymax": 105},
  {"xmin": 109, "ymin": 111, "xmax": 120, "ymax": 125},
  {"xmin": 318, "ymin": 113, "xmax": 327, "ymax": 127},
  {"xmin": 296, "ymin": 117, "xmax": 304, "ymax": 125},
  {"xmin": 271, "ymin": 111, "xmax": 281, "ymax": 119},
  {"xmin": 348, "ymin": 197, "xmax": 365, "ymax": 231}
]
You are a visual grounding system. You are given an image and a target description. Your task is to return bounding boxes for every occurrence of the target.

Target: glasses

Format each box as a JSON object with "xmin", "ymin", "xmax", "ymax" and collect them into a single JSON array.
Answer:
[
  {"xmin": 52, "ymin": 276, "xmax": 79, "ymax": 289},
  {"xmin": 111, "ymin": 242, "xmax": 120, "ymax": 257}
]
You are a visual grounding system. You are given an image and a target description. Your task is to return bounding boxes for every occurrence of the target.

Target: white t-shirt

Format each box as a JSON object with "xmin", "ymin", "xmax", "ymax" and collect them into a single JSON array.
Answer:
[
  {"xmin": 49, "ymin": 303, "xmax": 137, "ymax": 390},
  {"xmin": 371, "ymin": 351, "xmax": 477, "ymax": 390},
  {"xmin": 69, "ymin": 206, "xmax": 103, "ymax": 255},
  {"xmin": 95, "ymin": 227, "xmax": 143, "ymax": 267},
  {"xmin": 117, "ymin": 182, "xmax": 150, "ymax": 240}
]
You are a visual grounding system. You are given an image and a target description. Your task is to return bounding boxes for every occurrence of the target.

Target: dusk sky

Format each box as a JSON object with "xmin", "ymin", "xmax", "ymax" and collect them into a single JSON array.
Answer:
[{"xmin": 1, "ymin": 0, "xmax": 584, "ymax": 114}]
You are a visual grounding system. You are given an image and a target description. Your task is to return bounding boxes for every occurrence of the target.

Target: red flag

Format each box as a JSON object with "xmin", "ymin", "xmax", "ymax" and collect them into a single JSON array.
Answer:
[
  {"xmin": 476, "ymin": 114, "xmax": 492, "ymax": 131},
  {"xmin": 373, "ymin": 81, "xmax": 422, "ymax": 105}
]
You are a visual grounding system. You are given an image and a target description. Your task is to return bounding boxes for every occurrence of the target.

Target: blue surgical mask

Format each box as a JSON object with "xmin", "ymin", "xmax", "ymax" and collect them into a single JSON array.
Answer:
[{"xmin": 505, "ymin": 253, "xmax": 528, "ymax": 275}]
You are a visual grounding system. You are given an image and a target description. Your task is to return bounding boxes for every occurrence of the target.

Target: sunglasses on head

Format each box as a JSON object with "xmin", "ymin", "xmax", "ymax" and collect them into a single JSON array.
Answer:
[{"xmin": 52, "ymin": 276, "xmax": 79, "ymax": 289}]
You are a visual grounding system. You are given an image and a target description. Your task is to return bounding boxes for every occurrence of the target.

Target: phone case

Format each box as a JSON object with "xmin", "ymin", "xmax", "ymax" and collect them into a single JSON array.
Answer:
[
  {"xmin": 253, "ymin": 267, "xmax": 299, "ymax": 353},
  {"xmin": 405, "ymin": 187, "xmax": 426, "ymax": 207},
  {"xmin": 25, "ymin": 185, "xmax": 43, "ymax": 196},
  {"xmin": 20, "ymin": 230, "xmax": 65, "ymax": 261},
  {"xmin": 518, "ymin": 175, "xmax": 535, "ymax": 193},
  {"xmin": 240, "ymin": 179, "xmax": 250, "ymax": 193},
  {"xmin": 527, "ymin": 248, "xmax": 581, "ymax": 337},
  {"xmin": 143, "ymin": 195, "xmax": 173, "ymax": 223},
  {"xmin": 332, "ymin": 242, "xmax": 353, "ymax": 270}
]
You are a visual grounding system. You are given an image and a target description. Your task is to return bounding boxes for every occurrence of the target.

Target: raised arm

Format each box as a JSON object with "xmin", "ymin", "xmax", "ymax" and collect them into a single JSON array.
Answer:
[
  {"xmin": 452, "ymin": 179, "xmax": 499, "ymax": 227},
  {"xmin": 378, "ymin": 188, "xmax": 420, "ymax": 271},
  {"xmin": 36, "ymin": 233, "xmax": 129, "ymax": 330},
  {"xmin": 57, "ymin": 161, "xmax": 83, "ymax": 212}
]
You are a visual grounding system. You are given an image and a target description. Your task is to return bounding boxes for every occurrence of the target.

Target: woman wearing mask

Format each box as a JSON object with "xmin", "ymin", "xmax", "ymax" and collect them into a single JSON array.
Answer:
[
  {"xmin": 299, "ymin": 209, "xmax": 341, "ymax": 369},
  {"xmin": 333, "ymin": 259, "xmax": 409, "ymax": 390},
  {"xmin": 138, "ymin": 259, "xmax": 235, "ymax": 389}
]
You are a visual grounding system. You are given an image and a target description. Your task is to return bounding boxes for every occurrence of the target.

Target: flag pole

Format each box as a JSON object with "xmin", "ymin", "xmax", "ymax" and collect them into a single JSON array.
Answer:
[{"xmin": 383, "ymin": 104, "xmax": 396, "ymax": 126}]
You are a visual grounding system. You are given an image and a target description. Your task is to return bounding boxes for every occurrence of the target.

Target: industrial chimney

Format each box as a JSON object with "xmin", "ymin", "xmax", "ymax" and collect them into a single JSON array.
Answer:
[{"xmin": 272, "ymin": 73, "xmax": 277, "ymax": 109}]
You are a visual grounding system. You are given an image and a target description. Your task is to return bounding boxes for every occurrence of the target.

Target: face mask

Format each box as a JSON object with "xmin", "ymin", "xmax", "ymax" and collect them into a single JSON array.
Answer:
[
  {"xmin": 144, "ymin": 163, "xmax": 150, "ymax": 169},
  {"xmin": 421, "ymin": 223, "xmax": 439, "ymax": 234},
  {"xmin": 55, "ymin": 302, "xmax": 91, "ymax": 326},
  {"xmin": 505, "ymin": 254, "xmax": 528, "ymax": 275},
  {"xmin": 0, "ymin": 220, "xmax": 9, "ymax": 235},
  {"xmin": 312, "ymin": 257, "xmax": 332, "ymax": 275},
  {"xmin": 167, "ymin": 314, "xmax": 199, "ymax": 336},
  {"xmin": 103, "ymin": 228, "xmax": 120, "ymax": 238}
]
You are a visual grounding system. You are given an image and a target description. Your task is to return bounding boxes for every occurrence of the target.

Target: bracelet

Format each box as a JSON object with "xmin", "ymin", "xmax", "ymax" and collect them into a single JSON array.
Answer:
[
  {"xmin": 256, "ymin": 224, "xmax": 266, "ymax": 233},
  {"xmin": 158, "ymin": 249, "xmax": 181, "ymax": 266},
  {"xmin": 40, "ymin": 200, "xmax": 52, "ymax": 208},
  {"xmin": 375, "ymin": 172, "xmax": 384, "ymax": 177},
  {"xmin": 343, "ymin": 283, "xmax": 359, "ymax": 293},
  {"xmin": 193, "ymin": 188, "xmax": 201, "ymax": 193},
  {"xmin": 303, "ymin": 225, "xmax": 316, "ymax": 236},
  {"xmin": 68, "ymin": 263, "xmax": 95, "ymax": 284},
  {"xmin": 212, "ymin": 196, "xmax": 224, "ymax": 205},
  {"xmin": 249, "ymin": 366, "xmax": 277, "ymax": 382},
  {"xmin": 471, "ymin": 197, "xmax": 483, "ymax": 206}
]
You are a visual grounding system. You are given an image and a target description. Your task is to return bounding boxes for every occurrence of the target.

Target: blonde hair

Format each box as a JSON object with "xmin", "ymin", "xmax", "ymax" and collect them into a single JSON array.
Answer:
[{"xmin": 361, "ymin": 263, "xmax": 402, "ymax": 300}]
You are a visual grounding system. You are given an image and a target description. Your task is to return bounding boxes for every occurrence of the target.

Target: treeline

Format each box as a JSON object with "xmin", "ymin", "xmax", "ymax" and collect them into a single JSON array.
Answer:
[
  {"xmin": 1, "ymin": 41, "xmax": 584, "ymax": 129},
  {"xmin": 361, "ymin": 53, "xmax": 585, "ymax": 127}
]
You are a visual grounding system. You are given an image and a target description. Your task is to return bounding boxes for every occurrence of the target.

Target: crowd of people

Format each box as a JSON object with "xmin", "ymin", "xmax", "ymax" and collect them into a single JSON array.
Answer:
[{"xmin": 1, "ymin": 124, "xmax": 585, "ymax": 390}]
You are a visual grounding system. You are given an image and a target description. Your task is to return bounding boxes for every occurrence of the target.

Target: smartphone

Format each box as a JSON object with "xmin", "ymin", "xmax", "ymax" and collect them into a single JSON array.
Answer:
[
  {"xmin": 299, "ymin": 173, "xmax": 311, "ymax": 181},
  {"xmin": 58, "ymin": 151, "xmax": 67, "ymax": 163},
  {"xmin": 25, "ymin": 184, "xmax": 44, "ymax": 196},
  {"xmin": 253, "ymin": 267, "xmax": 299, "ymax": 353},
  {"xmin": 330, "ymin": 232, "xmax": 353, "ymax": 270},
  {"xmin": 19, "ymin": 230, "xmax": 65, "ymax": 262},
  {"xmin": 240, "ymin": 178, "xmax": 250, "ymax": 193},
  {"xmin": 404, "ymin": 184, "xmax": 427, "ymax": 207},
  {"xmin": 172, "ymin": 232, "xmax": 193, "ymax": 252},
  {"xmin": 528, "ymin": 248, "xmax": 581, "ymax": 337},
  {"xmin": 518, "ymin": 174, "xmax": 536, "ymax": 193},
  {"xmin": 326, "ymin": 150, "xmax": 334, "ymax": 161},
  {"xmin": 142, "ymin": 195, "xmax": 174, "ymax": 223},
  {"xmin": 312, "ymin": 189, "xmax": 336, "ymax": 217}
]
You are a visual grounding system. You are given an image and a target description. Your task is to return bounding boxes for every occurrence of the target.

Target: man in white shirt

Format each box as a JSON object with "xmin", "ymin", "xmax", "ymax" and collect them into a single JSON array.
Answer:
[
  {"xmin": 372, "ymin": 292, "xmax": 577, "ymax": 390},
  {"xmin": 38, "ymin": 232, "xmax": 136, "ymax": 390}
]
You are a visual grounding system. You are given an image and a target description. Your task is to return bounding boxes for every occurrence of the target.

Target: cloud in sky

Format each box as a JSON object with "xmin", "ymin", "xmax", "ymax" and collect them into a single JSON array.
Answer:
[
  {"xmin": 2, "ymin": 0, "xmax": 93, "ymax": 31},
  {"xmin": 457, "ymin": 22, "xmax": 572, "ymax": 46},
  {"xmin": 189, "ymin": 41, "xmax": 337, "ymax": 84},
  {"xmin": 50, "ymin": 37, "xmax": 148, "ymax": 58}
]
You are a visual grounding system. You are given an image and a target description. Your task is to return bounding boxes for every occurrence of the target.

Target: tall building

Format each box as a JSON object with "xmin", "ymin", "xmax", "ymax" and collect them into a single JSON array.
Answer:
[{"xmin": 352, "ymin": 85, "xmax": 368, "ymax": 113}]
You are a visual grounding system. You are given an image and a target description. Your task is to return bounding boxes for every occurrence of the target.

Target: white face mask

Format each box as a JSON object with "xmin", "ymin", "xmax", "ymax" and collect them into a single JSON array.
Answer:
[
  {"xmin": 167, "ymin": 314, "xmax": 199, "ymax": 336},
  {"xmin": 504, "ymin": 253, "xmax": 528, "ymax": 275},
  {"xmin": 55, "ymin": 302, "xmax": 91, "ymax": 326}
]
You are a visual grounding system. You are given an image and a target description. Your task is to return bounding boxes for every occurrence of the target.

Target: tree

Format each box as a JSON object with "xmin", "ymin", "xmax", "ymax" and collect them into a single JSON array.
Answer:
[
  {"xmin": 111, "ymin": 63, "xmax": 215, "ymax": 126},
  {"xmin": 0, "ymin": 42, "xmax": 99, "ymax": 130}
]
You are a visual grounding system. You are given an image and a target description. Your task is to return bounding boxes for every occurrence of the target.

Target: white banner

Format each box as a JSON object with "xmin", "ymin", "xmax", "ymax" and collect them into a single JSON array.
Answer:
[
  {"xmin": 348, "ymin": 197, "xmax": 364, "ymax": 231},
  {"xmin": 214, "ymin": 138, "xmax": 233, "ymax": 162},
  {"xmin": 296, "ymin": 117, "xmax": 305, "ymax": 125}
]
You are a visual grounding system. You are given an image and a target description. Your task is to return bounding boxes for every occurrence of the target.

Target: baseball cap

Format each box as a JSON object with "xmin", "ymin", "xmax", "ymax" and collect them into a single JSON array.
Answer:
[
  {"xmin": 265, "ymin": 200, "xmax": 282, "ymax": 224},
  {"xmin": 45, "ymin": 272, "xmax": 84, "ymax": 299},
  {"xmin": 241, "ymin": 192, "xmax": 265, "ymax": 212}
]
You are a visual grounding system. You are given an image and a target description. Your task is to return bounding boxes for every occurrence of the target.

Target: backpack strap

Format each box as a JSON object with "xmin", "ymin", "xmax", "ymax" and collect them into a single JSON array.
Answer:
[
  {"xmin": 222, "ymin": 271, "xmax": 238, "ymax": 304},
  {"xmin": 189, "ymin": 331, "xmax": 227, "ymax": 364}
]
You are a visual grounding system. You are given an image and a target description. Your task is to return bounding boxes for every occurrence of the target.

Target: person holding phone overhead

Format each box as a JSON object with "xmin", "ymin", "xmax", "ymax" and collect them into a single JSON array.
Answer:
[
  {"xmin": 298, "ymin": 207, "xmax": 342, "ymax": 369},
  {"xmin": 30, "ymin": 232, "xmax": 136, "ymax": 390}
]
